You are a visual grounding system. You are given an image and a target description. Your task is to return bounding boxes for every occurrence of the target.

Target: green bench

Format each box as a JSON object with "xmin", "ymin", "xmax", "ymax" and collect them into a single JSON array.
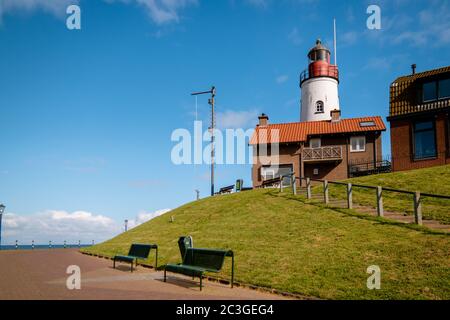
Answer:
[
  {"xmin": 113, "ymin": 243, "xmax": 158, "ymax": 272},
  {"xmin": 164, "ymin": 247, "xmax": 234, "ymax": 291}
]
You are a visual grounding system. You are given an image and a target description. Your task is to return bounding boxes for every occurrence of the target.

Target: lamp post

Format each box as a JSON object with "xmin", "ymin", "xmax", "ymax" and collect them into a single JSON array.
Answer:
[
  {"xmin": 124, "ymin": 219, "xmax": 128, "ymax": 232},
  {"xmin": 0, "ymin": 204, "xmax": 5, "ymax": 250}
]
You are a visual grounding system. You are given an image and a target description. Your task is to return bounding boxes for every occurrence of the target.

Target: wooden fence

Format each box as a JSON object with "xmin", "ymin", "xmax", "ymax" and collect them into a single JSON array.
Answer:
[{"xmin": 274, "ymin": 173, "xmax": 450, "ymax": 226}]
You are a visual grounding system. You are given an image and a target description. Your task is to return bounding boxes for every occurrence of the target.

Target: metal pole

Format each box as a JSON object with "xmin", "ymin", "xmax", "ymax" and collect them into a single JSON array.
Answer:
[
  {"xmin": 0, "ymin": 213, "xmax": 2, "ymax": 250},
  {"xmin": 192, "ymin": 87, "xmax": 216, "ymax": 197},
  {"xmin": 124, "ymin": 219, "xmax": 128, "ymax": 232},
  {"xmin": 0, "ymin": 204, "xmax": 5, "ymax": 250},
  {"xmin": 210, "ymin": 87, "xmax": 216, "ymax": 197}
]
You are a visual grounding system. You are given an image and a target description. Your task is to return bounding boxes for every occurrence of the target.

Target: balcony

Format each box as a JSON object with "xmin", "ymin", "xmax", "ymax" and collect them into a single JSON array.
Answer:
[
  {"xmin": 302, "ymin": 146, "xmax": 343, "ymax": 162},
  {"xmin": 299, "ymin": 65, "xmax": 339, "ymax": 85}
]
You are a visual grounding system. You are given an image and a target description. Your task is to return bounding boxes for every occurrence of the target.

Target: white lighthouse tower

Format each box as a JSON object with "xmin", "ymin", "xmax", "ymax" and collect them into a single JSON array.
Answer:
[{"xmin": 300, "ymin": 39, "xmax": 340, "ymax": 122}]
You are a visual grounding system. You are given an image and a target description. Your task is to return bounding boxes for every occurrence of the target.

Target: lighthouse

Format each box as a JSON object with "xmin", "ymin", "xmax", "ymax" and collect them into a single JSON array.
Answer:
[{"xmin": 300, "ymin": 39, "xmax": 340, "ymax": 122}]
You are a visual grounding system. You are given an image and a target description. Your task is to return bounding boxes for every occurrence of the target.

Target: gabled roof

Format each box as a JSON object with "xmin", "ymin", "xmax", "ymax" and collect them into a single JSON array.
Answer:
[{"xmin": 249, "ymin": 116, "xmax": 386, "ymax": 145}]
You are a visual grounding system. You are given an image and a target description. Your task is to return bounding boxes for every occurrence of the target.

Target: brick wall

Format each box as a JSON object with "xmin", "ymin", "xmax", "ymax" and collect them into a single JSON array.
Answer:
[{"xmin": 390, "ymin": 112, "xmax": 450, "ymax": 171}]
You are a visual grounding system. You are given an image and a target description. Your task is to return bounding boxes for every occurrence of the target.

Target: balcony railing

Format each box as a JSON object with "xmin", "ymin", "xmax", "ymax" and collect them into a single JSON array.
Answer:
[
  {"xmin": 302, "ymin": 146, "xmax": 343, "ymax": 162},
  {"xmin": 299, "ymin": 65, "xmax": 339, "ymax": 85}
]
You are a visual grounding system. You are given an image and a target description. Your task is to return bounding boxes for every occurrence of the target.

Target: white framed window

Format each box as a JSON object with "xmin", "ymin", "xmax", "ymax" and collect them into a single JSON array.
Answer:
[
  {"xmin": 315, "ymin": 101, "xmax": 324, "ymax": 113},
  {"xmin": 350, "ymin": 136, "xmax": 366, "ymax": 152},
  {"xmin": 261, "ymin": 165, "xmax": 293, "ymax": 186},
  {"xmin": 261, "ymin": 167, "xmax": 275, "ymax": 180},
  {"xmin": 310, "ymin": 138, "xmax": 321, "ymax": 148}
]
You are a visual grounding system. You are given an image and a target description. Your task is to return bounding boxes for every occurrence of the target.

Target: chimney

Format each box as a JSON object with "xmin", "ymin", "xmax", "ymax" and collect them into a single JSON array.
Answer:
[
  {"xmin": 411, "ymin": 64, "xmax": 417, "ymax": 75},
  {"xmin": 330, "ymin": 109, "xmax": 341, "ymax": 123},
  {"xmin": 258, "ymin": 113, "xmax": 269, "ymax": 126}
]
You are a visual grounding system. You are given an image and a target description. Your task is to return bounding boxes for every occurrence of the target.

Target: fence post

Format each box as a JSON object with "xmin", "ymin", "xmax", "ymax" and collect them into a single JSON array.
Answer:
[
  {"xmin": 292, "ymin": 175, "xmax": 297, "ymax": 195},
  {"xmin": 347, "ymin": 183, "xmax": 353, "ymax": 209},
  {"xmin": 306, "ymin": 178, "xmax": 311, "ymax": 200},
  {"xmin": 376, "ymin": 186, "xmax": 384, "ymax": 217},
  {"xmin": 279, "ymin": 176, "xmax": 283, "ymax": 193},
  {"xmin": 323, "ymin": 180, "xmax": 329, "ymax": 204},
  {"xmin": 414, "ymin": 191, "xmax": 422, "ymax": 225},
  {"xmin": 15, "ymin": 240, "xmax": 18, "ymax": 250},
  {"xmin": 32, "ymin": 240, "xmax": 35, "ymax": 250}
]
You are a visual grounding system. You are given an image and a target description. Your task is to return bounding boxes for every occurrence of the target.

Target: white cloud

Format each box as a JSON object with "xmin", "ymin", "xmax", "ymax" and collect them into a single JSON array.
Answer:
[
  {"xmin": 276, "ymin": 74, "xmax": 289, "ymax": 84},
  {"xmin": 2, "ymin": 208, "xmax": 171, "ymax": 244},
  {"xmin": 216, "ymin": 109, "xmax": 259, "ymax": 129},
  {"xmin": 0, "ymin": 0, "xmax": 78, "ymax": 20},
  {"xmin": 364, "ymin": 0, "xmax": 450, "ymax": 47},
  {"xmin": 105, "ymin": 0, "xmax": 198, "ymax": 25},
  {"xmin": 2, "ymin": 210, "xmax": 120, "ymax": 244}
]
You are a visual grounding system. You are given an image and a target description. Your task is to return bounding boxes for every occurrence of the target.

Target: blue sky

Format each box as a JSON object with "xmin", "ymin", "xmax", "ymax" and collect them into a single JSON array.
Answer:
[{"xmin": 0, "ymin": 0, "xmax": 449, "ymax": 244}]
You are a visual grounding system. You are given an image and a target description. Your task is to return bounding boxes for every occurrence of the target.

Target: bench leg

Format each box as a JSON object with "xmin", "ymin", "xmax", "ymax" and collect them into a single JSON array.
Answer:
[
  {"xmin": 155, "ymin": 248, "xmax": 158, "ymax": 270},
  {"xmin": 131, "ymin": 261, "xmax": 133, "ymax": 272},
  {"xmin": 199, "ymin": 275, "xmax": 202, "ymax": 291},
  {"xmin": 164, "ymin": 268, "xmax": 167, "ymax": 282},
  {"xmin": 113, "ymin": 258, "xmax": 115, "ymax": 269}
]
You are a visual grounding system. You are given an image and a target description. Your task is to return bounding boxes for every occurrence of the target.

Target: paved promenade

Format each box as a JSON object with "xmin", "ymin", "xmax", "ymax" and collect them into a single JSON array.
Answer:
[{"xmin": 0, "ymin": 249, "xmax": 287, "ymax": 300}]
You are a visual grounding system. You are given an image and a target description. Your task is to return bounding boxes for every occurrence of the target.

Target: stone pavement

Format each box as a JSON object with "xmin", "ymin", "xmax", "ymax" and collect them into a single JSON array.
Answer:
[{"xmin": 0, "ymin": 249, "xmax": 288, "ymax": 300}]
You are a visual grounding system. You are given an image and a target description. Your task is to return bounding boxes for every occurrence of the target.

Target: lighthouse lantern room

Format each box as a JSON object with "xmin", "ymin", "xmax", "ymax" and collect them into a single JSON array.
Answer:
[{"xmin": 300, "ymin": 39, "xmax": 340, "ymax": 122}]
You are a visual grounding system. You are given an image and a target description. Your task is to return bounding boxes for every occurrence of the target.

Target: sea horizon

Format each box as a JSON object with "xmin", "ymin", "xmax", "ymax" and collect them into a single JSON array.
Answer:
[{"xmin": 0, "ymin": 244, "xmax": 93, "ymax": 251}]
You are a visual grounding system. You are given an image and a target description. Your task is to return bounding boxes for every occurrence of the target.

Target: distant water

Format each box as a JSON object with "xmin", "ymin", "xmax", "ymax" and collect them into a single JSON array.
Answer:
[{"xmin": 0, "ymin": 244, "xmax": 93, "ymax": 251}]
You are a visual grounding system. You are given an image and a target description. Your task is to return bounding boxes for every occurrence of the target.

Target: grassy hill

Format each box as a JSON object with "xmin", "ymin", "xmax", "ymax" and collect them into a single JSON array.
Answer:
[
  {"xmin": 314, "ymin": 165, "xmax": 450, "ymax": 224},
  {"xmin": 82, "ymin": 180, "xmax": 450, "ymax": 299}
]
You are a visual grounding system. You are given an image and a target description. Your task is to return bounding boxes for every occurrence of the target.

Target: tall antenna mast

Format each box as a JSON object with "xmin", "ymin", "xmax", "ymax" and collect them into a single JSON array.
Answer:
[
  {"xmin": 191, "ymin": 86, "xmax": 216, "ymax": 197},
  {"xmin": 333, "ymin": 18, "xmax": 337, "ymax": 66}
]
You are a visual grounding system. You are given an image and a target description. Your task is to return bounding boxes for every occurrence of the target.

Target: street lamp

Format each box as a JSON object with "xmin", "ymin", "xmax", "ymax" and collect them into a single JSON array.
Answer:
[{"xmin": 0, "ymin": 204, "xmax": 6, "ymax": 250}]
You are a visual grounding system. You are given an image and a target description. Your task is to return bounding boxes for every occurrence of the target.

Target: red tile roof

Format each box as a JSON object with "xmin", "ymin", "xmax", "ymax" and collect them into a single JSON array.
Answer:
[{"xmin": 249, "ymin": 116, "xmax": 386, "ymax": 145}]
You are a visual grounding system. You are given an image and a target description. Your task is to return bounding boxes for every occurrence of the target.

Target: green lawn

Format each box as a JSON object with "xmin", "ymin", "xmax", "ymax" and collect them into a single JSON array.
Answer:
[
  {"xmin": 312, "ymin": 165, "xmax": 450, "ymax": 224},
  {"xmin": 82, "ymin": 188, "xmax": 450, "ymax": 300}
]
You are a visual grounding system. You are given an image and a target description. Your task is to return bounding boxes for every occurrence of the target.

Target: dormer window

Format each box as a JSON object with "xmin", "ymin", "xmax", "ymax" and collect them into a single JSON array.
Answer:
[
  {"xmin": 310, "ymin": 138, "xmax": 321, "ymax": 148},
  {"xmin": 422, "ymin": 78, "xmax": 450, "ymax": 102},
  {"xmin": 316, "ymin": 101, "xmax": 324, "ymax": 113}
]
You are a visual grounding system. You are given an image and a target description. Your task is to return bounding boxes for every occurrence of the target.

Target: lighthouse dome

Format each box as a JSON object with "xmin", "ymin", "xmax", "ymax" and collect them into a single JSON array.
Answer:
[{"xmin": 307, "ymin": 39, "xmax": 331, "ymax": 63}]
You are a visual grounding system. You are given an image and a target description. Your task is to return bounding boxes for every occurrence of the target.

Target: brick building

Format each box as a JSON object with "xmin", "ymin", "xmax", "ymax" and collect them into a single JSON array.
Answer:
[
  {"xmin": 388, "ymin": 65, "xmax": 450, "ymax": 171},
  {"xmin": 249, "ymin": 39, "xmax": 386, "ymax": 187},
  {"xmin": 250, "ymin": 112, "xmax": 385, "ymax": 187}
]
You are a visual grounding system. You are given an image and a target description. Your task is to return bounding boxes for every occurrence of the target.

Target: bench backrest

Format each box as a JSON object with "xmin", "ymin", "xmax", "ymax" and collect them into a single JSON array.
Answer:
[
  {"xmin": 127, "ymin": 244, "xmax": 154, "ymax": 259},
  {"xmin": 178, "ymin": 236, "xmax": 193, "ymax": 261},
  {"xmin": 183, "ymin": 248, "xmax": 230, "ymax": 272}
]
